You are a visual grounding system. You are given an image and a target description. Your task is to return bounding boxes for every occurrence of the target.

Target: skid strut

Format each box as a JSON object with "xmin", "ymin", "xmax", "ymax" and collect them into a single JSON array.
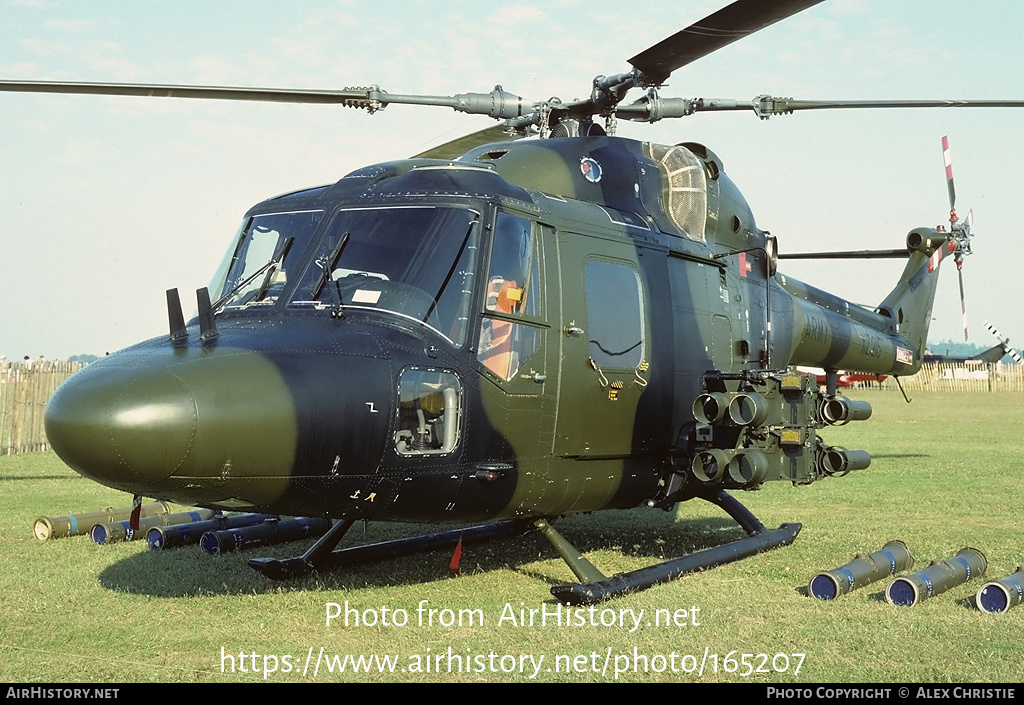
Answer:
[
  {"xmin": 248, "ymin": 492, "xmax": 797, "ymax": 603},
  {"xmin": 248, "ymin": 518, "xmax": 532, "ymax": 580},
  {"xmin": 546, "ymin": 489, "xmax": 801, "ymax": 605}
]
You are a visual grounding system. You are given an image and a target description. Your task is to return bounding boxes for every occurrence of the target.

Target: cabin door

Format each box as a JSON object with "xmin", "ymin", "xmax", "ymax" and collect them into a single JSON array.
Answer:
[{"xmin": 554, "ymin": 234, "xmax": 650, "ymax": 457}]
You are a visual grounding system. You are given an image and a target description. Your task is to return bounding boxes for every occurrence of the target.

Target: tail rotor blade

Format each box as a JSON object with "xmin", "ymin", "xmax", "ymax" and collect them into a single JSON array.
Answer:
[
  {"xmin": 942, "ymin": 135, "xmax": 957, "ymax": 223},
  {"xmin": 942, "ymin": 136, "xmax": 972, "ymax": 341},
  {"xmin": 958, "ymin": 265, "xmax": 968, "ymax": 341}
]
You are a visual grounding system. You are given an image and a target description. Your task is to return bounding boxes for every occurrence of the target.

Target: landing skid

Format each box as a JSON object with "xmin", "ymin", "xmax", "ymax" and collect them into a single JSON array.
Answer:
[
  {"xmin": 248, "ymin": 518, "xmax": 533, "ymax": 580},
  {"xmin": 248, "ymin": 490, "xmax": 798, "ymax": 605},
  {"xmin": 547, "ymin": 489, "xmax": 801, "ymax": 605}
]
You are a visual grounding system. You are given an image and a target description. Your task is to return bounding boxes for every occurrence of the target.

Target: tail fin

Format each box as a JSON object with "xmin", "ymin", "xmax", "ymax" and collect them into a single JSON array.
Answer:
[{"xmin": 877, "ymin": 228, "xmax": 956, "ymax": 373}]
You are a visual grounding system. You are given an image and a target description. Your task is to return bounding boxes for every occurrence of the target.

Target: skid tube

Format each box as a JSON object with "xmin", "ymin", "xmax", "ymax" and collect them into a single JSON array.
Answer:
[
  {"xmin": 548, "ymin": 489, "xmax": 801, "ymax": 606},
  {"xmin": 248, "ymin": 518, "xmax": 534, "ymax": 580}
]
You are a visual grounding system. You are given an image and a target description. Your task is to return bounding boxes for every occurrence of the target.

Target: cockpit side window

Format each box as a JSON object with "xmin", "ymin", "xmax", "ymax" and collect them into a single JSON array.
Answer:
[
  {"xmin": 477, "ymin": 212, "xmax": 542, "ymax": 381},
  {"xmin": 483, "ymin": 212, "xmax": 540, "ymax": 318}
]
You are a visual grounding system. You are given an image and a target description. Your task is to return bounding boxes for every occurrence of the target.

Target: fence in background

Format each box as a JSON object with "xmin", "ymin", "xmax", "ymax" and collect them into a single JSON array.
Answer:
[
  {"xmin": 0, "ymin": 361, "xmax": 83, "ymax": 455},
  {"xmin": 874, "ymin": 362, "xmax": 1024, "ymax": 393}
]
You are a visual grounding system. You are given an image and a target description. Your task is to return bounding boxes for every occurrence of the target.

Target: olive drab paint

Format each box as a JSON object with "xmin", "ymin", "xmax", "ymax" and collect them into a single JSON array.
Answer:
[
  {"xmin": 17, "ymin": 0, "xmax": 993, "ymax": 596},
  {"xmin": 45, "ymin": 135, "xmax": 954, "ymax": 526}
]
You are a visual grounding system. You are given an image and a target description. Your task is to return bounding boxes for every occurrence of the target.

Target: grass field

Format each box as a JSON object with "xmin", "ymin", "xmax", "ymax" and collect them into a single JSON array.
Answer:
[{"xmin": 1, "ymin": 391, "xmax": 1021, "ymax": 683}]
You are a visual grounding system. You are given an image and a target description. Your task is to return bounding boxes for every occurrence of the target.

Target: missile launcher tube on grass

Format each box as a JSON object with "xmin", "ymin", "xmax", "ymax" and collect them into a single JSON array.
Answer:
[
  {"xmin": 90, "ymin": 509, "xmax": 217, "ymax": 545},
  {"xmin": 200, "ymin": 517, "xmax": 332, "ymax": 555},
  {"xmin": 975, "ymin": 566, "xmax": 1024, "ymax": 613},
  {"xmin": 147, "ymin": 513, "xmax": 278, "ymax": 550},
  {"xmin": 885, "ymin": 547, "xmax": 987, "ymax": 606},
  {"xmin": 808, "ymin": 540, "xmax": 914, "ymax": 599},
  {"xmin": 33, "ymin": 501, "xmax": 171, "ymax": 540}
]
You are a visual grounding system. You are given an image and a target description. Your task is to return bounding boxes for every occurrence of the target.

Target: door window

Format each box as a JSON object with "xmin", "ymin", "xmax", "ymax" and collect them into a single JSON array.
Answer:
[{"xmin": 584, "ymin": 260, "xmax": 644, "ymax": 369}]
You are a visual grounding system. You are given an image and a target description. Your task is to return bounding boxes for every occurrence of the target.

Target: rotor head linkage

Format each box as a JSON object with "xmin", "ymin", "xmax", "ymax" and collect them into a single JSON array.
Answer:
[{"xmin": 590, "ymin": 71, "xmax": 641, "ymax": 112}]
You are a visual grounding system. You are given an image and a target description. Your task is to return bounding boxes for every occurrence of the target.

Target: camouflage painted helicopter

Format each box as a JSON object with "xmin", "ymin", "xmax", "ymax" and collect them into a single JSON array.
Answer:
[{"xmin": 5, "ymin": 0, "xmax": 1022, "ymax": 604}]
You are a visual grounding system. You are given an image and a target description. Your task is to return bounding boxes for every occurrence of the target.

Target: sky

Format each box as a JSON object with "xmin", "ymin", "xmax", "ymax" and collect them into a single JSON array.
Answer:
[{"xmin": 2, "ymin": 0, "xmax": 1023, "ymax": 360}]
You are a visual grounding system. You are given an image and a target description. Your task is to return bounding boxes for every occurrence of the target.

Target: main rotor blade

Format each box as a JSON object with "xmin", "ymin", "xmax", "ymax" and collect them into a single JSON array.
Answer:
[
  {"xmin": 615, "ymin": 94, "xmax": 1024, "ymax": 122},
  {"xmin": 0, "ymin": 80, "xmax": 377, "ymax": 105},
  {"xmin": 985, "ymin": 321, "xmax": 1024, "ymax": 364},
  {"xmin": 0, "ymin": 80, "xmax": 536, "ymax": 118},
  {"xmin": 699, "ymin": 96, "xmax": 1024, "ymax": 118},
  {"xmin": 628, "ymin": 0, "xmax": 826, "ymax": 84},
  {"xmin": 779, "ymin": 249, "xmax": 909, "ymax": 260}
]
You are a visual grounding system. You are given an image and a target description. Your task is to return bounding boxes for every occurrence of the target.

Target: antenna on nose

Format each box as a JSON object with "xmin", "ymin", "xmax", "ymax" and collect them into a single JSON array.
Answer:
[
  {"xmin": 166, "ymin": 288, "xmax": 188, "ymax": 342},
  {"xmin": 196, "ymin": 287, "xmax": 219, "ymax": 343}
]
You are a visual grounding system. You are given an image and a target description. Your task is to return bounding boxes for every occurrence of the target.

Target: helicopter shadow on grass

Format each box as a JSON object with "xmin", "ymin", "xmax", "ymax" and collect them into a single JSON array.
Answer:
[{"xmin": 96, "ymin": 508, "xmax": 746, "ymax": 598}]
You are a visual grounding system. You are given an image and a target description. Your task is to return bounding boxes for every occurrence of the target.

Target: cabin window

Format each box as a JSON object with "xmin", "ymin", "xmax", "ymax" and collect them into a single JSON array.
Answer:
[
  {"xmin": 394, "ymin": 368, "xmax": 462, "ymax": 455},
  {"xmin": 477, "ymin": 212, "xmax": 542, "ymax": 381},
  {"xmin": 584, "ymin": 260, "xmax": 644, "ymax": 369}
]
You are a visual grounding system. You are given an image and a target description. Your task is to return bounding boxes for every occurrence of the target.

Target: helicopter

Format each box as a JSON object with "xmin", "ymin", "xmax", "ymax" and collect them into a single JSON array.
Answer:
[
  {"xmin": 5, "ymin": 0, "xmax": 1024, "ymax": 605},
  {"xmin": 923, "ymin": 320, "xmax": 1023, "ymax": 365}
]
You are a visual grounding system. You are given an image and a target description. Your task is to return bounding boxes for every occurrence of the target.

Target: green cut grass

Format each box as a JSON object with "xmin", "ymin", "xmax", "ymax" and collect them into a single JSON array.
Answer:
[{"xmin": 1, "ymin": 391, "xmax": 1021, "ymax": 683}]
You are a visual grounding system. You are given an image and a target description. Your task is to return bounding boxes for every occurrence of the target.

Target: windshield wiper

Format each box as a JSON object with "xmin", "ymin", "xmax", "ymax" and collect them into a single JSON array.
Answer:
[
  {"xmin": 424, "ymin": 217, "xmax": 478, "ymax": 322},
  {"xmin": 213, "ymin": 236, "xmax": 294, "ymax": 311},
  {"xmin": 310, "ymin": 231, "xmax": 350, "ymax": 301}
]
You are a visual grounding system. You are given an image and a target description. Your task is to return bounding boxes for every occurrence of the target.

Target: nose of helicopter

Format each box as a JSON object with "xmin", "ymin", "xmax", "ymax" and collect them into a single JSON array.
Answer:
[
  {"xmin": 44, "ymin": 340, "xmax": 308, "ymax": 504},
  {"xmin": 43, "ymin": 324, "xmax": 401, "ymax": 512},
  {"xmin": 45, "ymin": 363, "xmax": 198, "ymax": 486}
]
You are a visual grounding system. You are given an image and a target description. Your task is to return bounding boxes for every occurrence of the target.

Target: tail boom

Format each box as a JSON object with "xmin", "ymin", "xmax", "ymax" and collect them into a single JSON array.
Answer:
[{"xmin": 772, "ymin": 228, "xmax": 954, "ymax": 375}]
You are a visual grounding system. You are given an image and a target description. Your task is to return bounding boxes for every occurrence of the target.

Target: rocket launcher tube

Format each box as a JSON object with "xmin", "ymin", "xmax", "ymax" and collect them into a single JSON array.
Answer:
[
  {"xmin": 34, "ymin": 501, "xmax": 171, "ymax": 540},
  {"xmin": 692, "ymin": 392, "xmax": 735, "ymax": 425},
  {"xmin": 975, "ymin": 566, "xmax": 1024, "ymax": 613},
  {"xmin": 691, "ymin": 449, "xmax": 732, "ymax": 482},
  {"xmin": 809, "ymin": 540, "xmax": 914, "ymax": 600},
  {"xmin": 728, "ymin": 392, "xmax": 769, "ymax": 426},
  {"xmin": 821, "ymin": 398, "xmax": 872, "ymax": 425},
  {"xmin": 91, "ymin": 509, "xmax": 217, "ymax": 544},
  {"xmin": 146, "ymin": 512, "xmax": 278, "ymax": 550},
  {"xmin": 727, "ymin": 449, "xmax": 768, "ymax": 486},
  {"xmin": 200, "ymin": 517, "xmax": 332, "ymax": 555},
  {"xmin": 886, "ymin": 547, "xmax": 987, "ymax": 606},
  {"xmin": 817, "ymin": 447, "xmax": 871, "ymax": 476}
]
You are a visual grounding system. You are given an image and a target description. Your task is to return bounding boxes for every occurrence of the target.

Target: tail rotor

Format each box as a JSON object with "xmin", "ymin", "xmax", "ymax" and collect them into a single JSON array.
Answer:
[{"xmin": 941, "ymin": 135, "xmax": 973, "ymax": 341}]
